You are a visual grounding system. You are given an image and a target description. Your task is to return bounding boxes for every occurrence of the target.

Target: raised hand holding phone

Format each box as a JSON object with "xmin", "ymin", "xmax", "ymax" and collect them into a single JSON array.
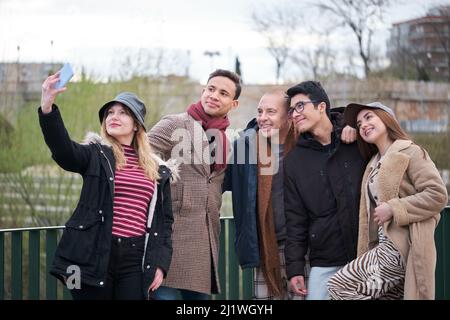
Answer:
[
  {"xmin": 54, "ymin": 63, "xmax": 74, "ymax": 89},
  {"xmin": 41, "ymin": 65, "xmax": 73, "ymax": 114}
]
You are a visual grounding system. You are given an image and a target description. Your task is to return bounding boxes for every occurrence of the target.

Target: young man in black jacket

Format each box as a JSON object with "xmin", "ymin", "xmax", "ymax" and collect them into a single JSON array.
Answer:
[{"xmin": 284, "ymin": 81, "xmax": 366, "ymax": 300}]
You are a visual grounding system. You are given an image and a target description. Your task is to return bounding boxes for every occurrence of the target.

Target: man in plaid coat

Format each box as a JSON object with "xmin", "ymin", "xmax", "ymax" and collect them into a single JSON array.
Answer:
[{"xmin": 148, "ymin": 69, "xmax": 241, "ymax": 299}]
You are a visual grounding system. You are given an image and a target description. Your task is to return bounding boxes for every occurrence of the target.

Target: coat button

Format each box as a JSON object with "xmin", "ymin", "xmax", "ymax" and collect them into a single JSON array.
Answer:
[
  {"xmin": 162, "ymin": 170, "xmax": 166, "ymax": 174},
  {"xmin": 99, "ymin": 281, "xmax": 104, "ymax": 286},
  {"xmin": 154, "ymin": 232, "xmax": 158, "ymax": 236},
  {"xmin": 79, "ymin": 225, "xmax": 84, "ymax": 229},
  {"xmin": 146, "ymin": 265, "xmax": 150, "ymax": 269},
  {"xmin": 99, "ymin": 210, "xmax": 103, "ymax": 214},
  {"xmin": 109, "ymin": 177, "xmax": 114, "ymax": 181}
]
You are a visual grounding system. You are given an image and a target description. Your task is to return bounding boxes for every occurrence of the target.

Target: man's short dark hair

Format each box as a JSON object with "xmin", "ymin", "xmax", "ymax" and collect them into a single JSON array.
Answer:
[
  {"xmin": 207, "ymin": 69, "xmax": 242, "ymax": 100},
  {"xmin": 286, "ymin": 81, "xmax": 331, "ymax": 117}
]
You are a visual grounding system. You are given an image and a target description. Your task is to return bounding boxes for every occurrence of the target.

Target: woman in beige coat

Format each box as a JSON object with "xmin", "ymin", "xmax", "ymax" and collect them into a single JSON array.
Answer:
[{"xmin": 327, "ymin": 102, "xmax": 448, "ymax": 300}]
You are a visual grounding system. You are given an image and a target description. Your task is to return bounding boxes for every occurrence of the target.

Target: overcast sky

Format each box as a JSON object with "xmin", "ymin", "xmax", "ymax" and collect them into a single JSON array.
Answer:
[{"xmin": 1, "ymin": 0, "xmax": 448, "ymax": 84}]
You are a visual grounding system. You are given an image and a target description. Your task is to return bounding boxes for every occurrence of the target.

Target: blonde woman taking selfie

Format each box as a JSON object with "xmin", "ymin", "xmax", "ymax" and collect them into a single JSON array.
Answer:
[{"xmin": 38, "ymin": 72, "xmax": 176, "ymax": 300}]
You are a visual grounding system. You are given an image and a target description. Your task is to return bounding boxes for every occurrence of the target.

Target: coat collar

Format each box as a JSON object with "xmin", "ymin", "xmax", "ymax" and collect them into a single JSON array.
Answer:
[
  {"xmin": 368, "ymin": 139, "xmax": 412, "ymax": 170},
  {"xmin": 385, "ymin": 139, "xmax": 412, "ymax": 155},
  {"xmin": 82, "ymin": 132, "xmax": 111, "ymax": 146},
  {"xmin": 369, "ymin": 139, "xmax": 413, "ymax": 204}
]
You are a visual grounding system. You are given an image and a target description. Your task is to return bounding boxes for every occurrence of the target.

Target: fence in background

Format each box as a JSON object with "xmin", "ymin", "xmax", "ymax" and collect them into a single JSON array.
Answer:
[{"xmin": 1, "ymin": 208, "xmax": 449, "ymax": 300}]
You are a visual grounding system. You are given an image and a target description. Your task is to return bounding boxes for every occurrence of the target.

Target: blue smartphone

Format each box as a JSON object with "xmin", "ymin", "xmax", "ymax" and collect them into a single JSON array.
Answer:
[{"xmin": 55, "ymin": 63, "xmax": 74, "ymax": 89}]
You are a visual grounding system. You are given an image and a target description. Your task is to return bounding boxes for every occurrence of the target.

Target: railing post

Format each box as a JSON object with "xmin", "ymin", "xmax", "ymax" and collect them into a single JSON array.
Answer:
[
  {"xmin": 0, "ymin": 233, "xmax": 4, "ymax": 300},
  {"xmin": 435, "ymin": 207, "xmax": 450, "ymax": 299},
  {"xmin": 227, "ymin": 220, "xmax": 239, "ymax": 299},
  {"xmin": 214, "ymin": 219, "xmax": 227, "ymax": 300},
  {"xmin": 28, "ymin": 230, "xmax": 40, "ymax": 300},
  {"xmin": 45, "ymin": 229, "xmax": 58, "ymax": 300},
  {"xmin": 11, "ymin": 231, "xmax": 23, "ymax": 300},
  {"xmin": 443, "ymin": 208, "xmax": 450, "ymax": 299},
  {"xmin": 62, "ymin": 285, "xmax": 72, "ymax": 300},
  {"xmin": 242, "ymin": 268, "xmax": 254, "ymax": 300}
]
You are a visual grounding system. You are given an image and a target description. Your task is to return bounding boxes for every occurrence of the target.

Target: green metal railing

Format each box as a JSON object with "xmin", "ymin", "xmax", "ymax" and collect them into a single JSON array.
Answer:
[
  {"xmin": 435, "ymin": 206, "xmax": 450, "ymax": 299},
  {"xmin": 0, "ymin": 226, "xmax": 73, "ymax": 300},
  {"xmin": 215, "ymin": 218, "xmax": 254, "ymax": 300},
  {"xmin": 0, "ymin": 218, "xmax": 253, "ymax": 300},
  {"xmin": 1, "ymin": 208, "xmax": 449, "ymax": 300}
]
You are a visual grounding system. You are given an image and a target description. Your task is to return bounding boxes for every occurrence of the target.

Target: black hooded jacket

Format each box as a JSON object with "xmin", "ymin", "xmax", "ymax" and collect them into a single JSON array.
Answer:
[
  {"xmin": 284, "ymin": 113, "xmax": 366, "ymax": 279},
  {"xmin": 38, "ymin": 105, "xmax": 174, "ymax": 299}
]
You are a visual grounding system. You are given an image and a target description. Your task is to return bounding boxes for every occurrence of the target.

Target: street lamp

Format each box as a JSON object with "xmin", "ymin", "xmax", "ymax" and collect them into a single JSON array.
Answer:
[
  {"xmin": 16, "ymin": 45, "xmax": 20, "ymax": 83},
  {"xmin": 51, "ymin": 40, "xmax": 54, "ymax": 70},
  {"xmin": 204, "ymin": 50, "xmax": 220, "ymax": 71}
]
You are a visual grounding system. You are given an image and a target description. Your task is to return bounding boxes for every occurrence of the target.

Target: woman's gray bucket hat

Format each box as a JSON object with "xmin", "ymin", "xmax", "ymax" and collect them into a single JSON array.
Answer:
[
  {"xmin": 344, "ymin": 101, "xmax": 395, "ymax": 128},
  {"xmin": 99, "ymin": 92, "xmax": 147, "ymax": 131}
]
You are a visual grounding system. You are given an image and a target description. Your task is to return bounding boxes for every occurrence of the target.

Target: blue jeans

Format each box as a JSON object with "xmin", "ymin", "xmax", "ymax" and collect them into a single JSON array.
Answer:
[
  {"xmin": 153, "ymin": 286, "xmax": 210, "ymax": 300},
  {"xmin": 307, "ymin": 266, "xmax": 343, "ymax": 300}
]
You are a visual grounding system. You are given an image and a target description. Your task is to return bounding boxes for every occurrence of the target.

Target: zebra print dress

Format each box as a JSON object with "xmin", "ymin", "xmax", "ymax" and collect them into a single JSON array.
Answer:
[{"xmin": 327, "ymin": 227, "xmax": 405, "ymax": 300}]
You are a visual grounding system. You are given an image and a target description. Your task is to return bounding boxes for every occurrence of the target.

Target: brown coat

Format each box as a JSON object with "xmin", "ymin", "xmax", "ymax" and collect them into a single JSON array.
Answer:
[
  {"xmin": 357, "ymin": 140, "xmax": 448, "ymax": 299},
  {"xmin": 148, "ymin": 112, "xmax": 228, "ymax": 294}
]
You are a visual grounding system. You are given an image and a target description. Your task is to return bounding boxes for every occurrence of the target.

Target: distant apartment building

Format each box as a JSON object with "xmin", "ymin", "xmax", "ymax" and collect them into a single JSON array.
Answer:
[{"xmin": 387, "ymin": 5, "xmax": 450, "ymax": 82}]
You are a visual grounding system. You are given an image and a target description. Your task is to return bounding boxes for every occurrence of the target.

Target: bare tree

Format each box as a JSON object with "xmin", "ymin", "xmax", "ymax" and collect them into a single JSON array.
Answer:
[
  {"xmin": 389, "ymin": 33, "xmax": 414, "ymax": 80},
  {"xmin": 409, "ymin": 46, "xmax": 432, "ymax": 81},
  {"xmin": 289, "ymin": 27, "xmax": 337, "ymax": 79},
  {"xmin": 290, "ymin": 46, "xmax": 337, "ymax": 80},
  {"xmin": 316, "ymin": 0, "xmax": 395, "ymax": 78},
  {"xmin": 344, "ymin": 47, "xmax": 360, "ymax": 77},
  {"xmin": 115, "ymin": 48, "xmax": 186, "ymax": 81},
  {"xmin": 251, "ymin": 3, "xmax": 301, "ymax": 84}
]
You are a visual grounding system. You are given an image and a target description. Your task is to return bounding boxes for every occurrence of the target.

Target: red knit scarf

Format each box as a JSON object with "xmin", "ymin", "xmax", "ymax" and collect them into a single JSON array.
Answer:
[{"xmin": 187, "ymin": 101, "xmax": 230, "ymax": 172}]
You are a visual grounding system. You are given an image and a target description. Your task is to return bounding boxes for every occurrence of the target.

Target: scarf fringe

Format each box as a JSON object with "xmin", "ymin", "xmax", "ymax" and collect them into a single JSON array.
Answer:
[{"xmin": 257, "ymin": 132, "xmax": 284, "ymax": 298}]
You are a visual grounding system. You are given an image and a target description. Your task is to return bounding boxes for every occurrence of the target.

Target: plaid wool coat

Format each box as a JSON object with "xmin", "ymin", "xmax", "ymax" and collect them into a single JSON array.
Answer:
[{"xmin": 148, "ymin": 112, "xmax": 228, "ymax": 295}]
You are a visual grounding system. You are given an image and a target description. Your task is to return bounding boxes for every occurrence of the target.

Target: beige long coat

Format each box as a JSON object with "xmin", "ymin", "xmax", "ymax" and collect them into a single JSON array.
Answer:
[
  {"xmin": 148, "ymin": 112, "xmax": 228, "ymax": 294},
  {"xmin": 357, "ymin": 139, "xmax": 448, "ymax": 299}
]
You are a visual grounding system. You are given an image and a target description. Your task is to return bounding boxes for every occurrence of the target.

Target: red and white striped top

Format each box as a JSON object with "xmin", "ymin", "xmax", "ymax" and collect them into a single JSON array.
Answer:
[{"xmin": 112, "ymin": 145, "xmax": 155, "ymax": 237}]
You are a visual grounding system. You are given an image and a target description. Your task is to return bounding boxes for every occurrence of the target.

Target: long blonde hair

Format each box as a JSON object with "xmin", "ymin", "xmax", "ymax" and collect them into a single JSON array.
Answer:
[{"xmin": 100, "ymin": 109, "xmax": 160, "ymax": 181}]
